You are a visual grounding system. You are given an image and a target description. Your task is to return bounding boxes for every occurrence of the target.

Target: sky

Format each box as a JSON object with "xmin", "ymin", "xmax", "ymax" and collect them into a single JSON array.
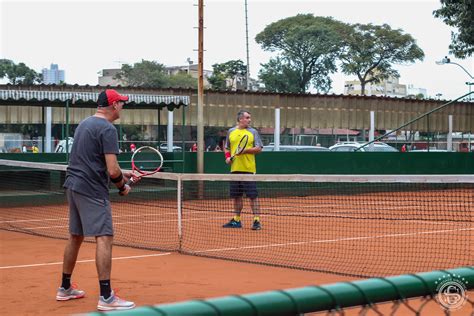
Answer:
[{"xmin": 1, "ymin": 0, "xmax": 473, "ymax": 100}]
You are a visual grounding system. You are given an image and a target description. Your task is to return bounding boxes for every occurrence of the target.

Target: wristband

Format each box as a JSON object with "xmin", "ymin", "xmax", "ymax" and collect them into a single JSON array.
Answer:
[
  {"xmin": 110, "ymin": 173, "xmax": 123, "ymax": 183},
  {"xmin": 225, "ymin": 152, "xmax": 231, "ymax": 159}
]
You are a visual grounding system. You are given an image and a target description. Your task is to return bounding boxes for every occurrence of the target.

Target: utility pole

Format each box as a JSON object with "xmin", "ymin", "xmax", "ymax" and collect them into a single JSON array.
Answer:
[
  {"xmin": 197, "ymin": 0, "xmax": 204, "ymax": 174},
  {"xmin": 244, "ymin": 0, "xmax": 250, "ymax": 90}
]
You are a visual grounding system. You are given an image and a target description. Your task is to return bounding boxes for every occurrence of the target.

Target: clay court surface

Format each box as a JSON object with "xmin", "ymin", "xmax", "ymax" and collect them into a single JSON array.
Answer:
[
  {"xmin": 3, "ymin": 189, "xmax": 472, "ymax": 277},
  {"xmin": 1, "ymin": 230, "xmax": 351, "ymax": 315},
  {"xmin": 1, "ymin": 230, "xmax": 473, "ymax": 316},
  {"xmin": 1, "ymin": 182, "xmax": 472, "ymax": 315}
]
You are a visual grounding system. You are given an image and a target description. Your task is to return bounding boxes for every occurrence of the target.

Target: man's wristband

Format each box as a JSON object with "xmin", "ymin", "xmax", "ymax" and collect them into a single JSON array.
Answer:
[
  {"xmin": 225, "ymin": 152, "xmax": 231, "ymax": 159},
  {"xmin": 110, "ymin": 173, "xmax": 123, "ymax": 183}
]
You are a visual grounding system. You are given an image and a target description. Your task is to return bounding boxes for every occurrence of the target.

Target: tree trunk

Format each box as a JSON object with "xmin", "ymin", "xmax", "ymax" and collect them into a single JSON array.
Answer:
[{"xmin": 360, "ymin": 81, "xmax": 366, "ymax": 95}]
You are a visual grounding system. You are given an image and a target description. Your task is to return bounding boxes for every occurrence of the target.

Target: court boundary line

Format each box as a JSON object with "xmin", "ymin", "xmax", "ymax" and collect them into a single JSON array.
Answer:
[
  {"xmin": 192, "ymin": 227, "xmax": 474, "ymax": 254},
  {"xmin": 4, "ymin": 211, "xmax": 467, "ymax": 230},
  {"xmin": 0, "ymin": 252, "xmax": 172, "ymax": 270}
]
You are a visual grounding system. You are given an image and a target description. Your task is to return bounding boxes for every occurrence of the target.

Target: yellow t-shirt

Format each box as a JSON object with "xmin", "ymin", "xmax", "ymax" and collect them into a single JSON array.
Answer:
[{"xmin": 225, "ymin": 127, "xmax": 263, "ymax": 173}]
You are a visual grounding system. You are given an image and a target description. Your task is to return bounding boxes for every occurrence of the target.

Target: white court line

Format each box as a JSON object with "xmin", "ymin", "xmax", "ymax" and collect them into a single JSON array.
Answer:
[
  {"xmin": 16, "ymin": 215, "xmax": 233, "ymax": 230},
  {"xmin": 4, "ymin": 212, "xmax": 468, "ymax": 231},
  {"xmin": 2, "ymin": 200, "xmax": 469, "ymax": 224},
  {"xmin": 0, "ymin": 210, "xmax": 198, "ymax": 224},
  {"xmin": 0, "ymin": 252, "xmax": 171, "ymax": 270},
  {"xmin": 193, "ymin": 227, "xmax": 474, "ymax": 254},
  {"xmin": 0, "ymin": 211, "xmax": 174, "ymax": 224}
]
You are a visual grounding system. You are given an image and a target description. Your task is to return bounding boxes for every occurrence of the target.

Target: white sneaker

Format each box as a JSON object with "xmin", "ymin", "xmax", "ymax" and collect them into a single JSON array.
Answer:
[
  {"xmin": 56, "ymin": 284, "xmax": 85, "ymax": 301},
  {"xmin": 97, "ymin": 290, "xmax": 135, "ymax": 311}
]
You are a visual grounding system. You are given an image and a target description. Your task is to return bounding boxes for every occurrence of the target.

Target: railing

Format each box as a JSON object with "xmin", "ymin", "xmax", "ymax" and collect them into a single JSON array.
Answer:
[{"xmin": 86, "ymin": 267, "xmax": 473, "ymax": 316}]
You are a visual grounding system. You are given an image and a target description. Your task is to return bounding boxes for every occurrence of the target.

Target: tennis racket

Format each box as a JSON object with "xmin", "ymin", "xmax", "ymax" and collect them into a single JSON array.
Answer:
[
  {"xmin": 230, "ymin": 134, "xmax": 249, "ymax": 161},
  {"xmin": 127, "ymin": 146, "xmax": 164, "ymax": 184}
]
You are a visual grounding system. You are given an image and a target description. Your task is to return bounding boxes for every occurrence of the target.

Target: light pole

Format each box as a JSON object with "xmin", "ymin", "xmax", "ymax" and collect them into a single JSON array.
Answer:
[
  {"xmin": 436, "ymin": 56, "xmax": 474, "ymax": 79},
  {"xmin": 436, "ymin": 56, "xmax": 473, "ymax": 101},
  {"xmin": 244, "ymin": 0, "xmax": 250, "ymax": 90}
]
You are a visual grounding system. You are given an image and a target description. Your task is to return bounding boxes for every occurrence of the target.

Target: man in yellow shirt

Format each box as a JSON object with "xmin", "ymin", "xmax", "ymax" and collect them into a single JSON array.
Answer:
[
  {"xmin": 32, "ymin": 142, "xmax": 39, "ymax": 153},
  {"xmin": 223, "ymin": 110, "xmax": 263, "ymax": 230}
]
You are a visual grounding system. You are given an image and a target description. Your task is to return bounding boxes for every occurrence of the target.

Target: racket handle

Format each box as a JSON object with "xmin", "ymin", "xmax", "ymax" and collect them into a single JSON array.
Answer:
[{"xmin": 126, "ymin": 178, "xmax": 135, "ymax": 185}]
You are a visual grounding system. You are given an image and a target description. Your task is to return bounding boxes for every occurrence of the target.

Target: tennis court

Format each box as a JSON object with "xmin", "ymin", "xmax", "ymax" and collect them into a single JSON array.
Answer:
[
  {"xmin": 0, "ymin": 160, "xmax": 473, "ymax": 314},
  {"xmin": 3, "ymin": 229, "xmax": 359, "ymax": 315}
]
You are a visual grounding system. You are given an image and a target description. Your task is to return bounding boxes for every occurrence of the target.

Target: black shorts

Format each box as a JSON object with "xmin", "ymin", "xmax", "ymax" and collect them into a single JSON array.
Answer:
[{"xmin": 229, "ymin": 172, "xmax": 258, "ymax": 198}]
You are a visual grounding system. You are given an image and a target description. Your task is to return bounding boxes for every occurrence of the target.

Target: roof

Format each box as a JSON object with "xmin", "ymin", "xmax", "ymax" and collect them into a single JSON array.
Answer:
[
  {"xmin": 288, "ymin": 128, "xmax": 360, "ymax": 135},
  {"xmin": 0, "ymin": 88, "xmax": 189, "ymax": 110},
  {"xmin": 315, "ymin": 128, "xmax": 360, "ymax": 136}
]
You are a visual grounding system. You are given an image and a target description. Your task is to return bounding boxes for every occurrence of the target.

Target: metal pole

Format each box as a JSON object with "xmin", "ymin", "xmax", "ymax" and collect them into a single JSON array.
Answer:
[
  {"xmin": 177, "ymin": 176, "xmax": 182, "ymax": 246},
  {"xmin": 357, "ymin": 92, "xmax": 472, "ymax": 151},
  {"xmin": 167, "ymin": 110, "xmax": 174, "ymax": 152},
  {"xmin": 427, "ymin": 115, "xmax": 430, "ymax": 151},
  {"xmin": 157, "ymin": 108, "xmax": 161, "ymax": 148},
  {"xmin": 119, "ymin": 124, "xmax": 123, "ymax": 152},
  {"xmin": 197, "ymin": 0, "xmax": 204, "ymax": 174},
  {"xmin": 244, "ymin": 0, "xmax": 250, "ymax": 90},
  {"xmin": 369, "ymin": 111, "xmax": 375, "ymax": 150},
  {"xmin": 274, "ymin": 108, "xmax": 280, "ymax": 151},
  {"xmin": 182, "ymin": 104, "xmax": 186, "ymax": 172},
  {"xmin": 447, "ymin": 115, "xmax": 453, "ymax": 152},
  {"xmin": 65, "ymin": 100, "xmax": 70, "ymax": 162},
  {"xmin": 41, "ymin": 105, "xmax": 45, "ymax": 153},
  {"xmin": 469, "ymin": 132, "xmax": 472, "ymax": 152},
  {"xmin": 467, "ymin": 82, "xmax": 473, "ymax": 101},
  {"xmin": 46, "ymin": 107, "xmax": 52, "ymax": 153}
]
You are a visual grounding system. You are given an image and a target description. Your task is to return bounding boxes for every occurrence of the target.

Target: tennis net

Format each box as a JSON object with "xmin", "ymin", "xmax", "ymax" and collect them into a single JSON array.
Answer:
[{"xmin": 0, "ymin": 159, "xmax": 472, "ymax": 277}]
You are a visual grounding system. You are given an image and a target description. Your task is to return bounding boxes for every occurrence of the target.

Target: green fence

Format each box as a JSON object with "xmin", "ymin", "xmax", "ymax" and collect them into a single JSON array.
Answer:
[
  {"xmin": 185, "ymin": 152, "xmax": 474, "ymax": 174},
  {"xmin": 86, "ymin": 267, "xmax": 473, "ymax": 316},
  {"xmin": 1, "ymin": 152, "xmax": 473, "ymax": 174}
]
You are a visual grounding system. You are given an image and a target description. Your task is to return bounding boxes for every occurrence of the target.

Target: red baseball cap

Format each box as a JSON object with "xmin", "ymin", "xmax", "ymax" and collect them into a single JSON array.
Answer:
[{"xmin": 97, "ymin": 89, "xmax": 129, "ymax": 107}]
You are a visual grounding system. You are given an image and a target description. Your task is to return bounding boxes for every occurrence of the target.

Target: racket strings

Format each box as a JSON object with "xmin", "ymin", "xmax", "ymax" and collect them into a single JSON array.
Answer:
[
  {"xmin": 132, "ymin": 147, "xmax": 163, "ymax": 174},
  {"xmin": 235, "ymin": 135, "xmax": 249, "ymax": 155}
]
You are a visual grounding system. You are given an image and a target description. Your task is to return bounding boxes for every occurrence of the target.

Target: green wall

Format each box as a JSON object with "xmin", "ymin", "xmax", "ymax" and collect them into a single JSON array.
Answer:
[
  {"xmin": 172, "ymin": 152, "xmax": 474, "ymax": 174},
  {"xmin": 1, "ymin": 152, "xmax": 473, "ymax": 174}
]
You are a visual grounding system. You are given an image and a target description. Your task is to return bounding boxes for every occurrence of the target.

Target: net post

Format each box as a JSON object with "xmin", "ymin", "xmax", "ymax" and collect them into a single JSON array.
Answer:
[{"xmin": 177, "ymin": 175, "xmax": 183, "ymax": 244}]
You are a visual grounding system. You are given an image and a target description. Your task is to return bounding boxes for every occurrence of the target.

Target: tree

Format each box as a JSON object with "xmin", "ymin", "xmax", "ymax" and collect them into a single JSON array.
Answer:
[
  {"xmin": 339, "ymin": 23, "xmax": 424, "ymax": 95},
  {"xmin": 167, "ymin": 72, "xmax": 197, "ymax": 89},
  {"xmin": 208, "ymin": 60, "xmax": 247, "ymax": 90},
  {"xmin": 0, "ymin": 59, "xmax": 41, "ymax": 84},
  {"xmin": 258, "ymin": 57, "xmax": 302, "ymax": 93},
  {"xmin": 255, "ymin": 14, "xmax": 349, "ymax": 93},
  {"xmin": 207, "ymin": 70, "xmax": 227, "ymax": 90},
  {"xmin": 115, "ymin": 60, "xmax": 197, "ymax": 88},
  {"xmin": 115, "ymin": 60, "xmax": 168, "ymax": 87},
  {"xmin": 433, "ymin": 0, "xmax": 474, "ymax": 58}
]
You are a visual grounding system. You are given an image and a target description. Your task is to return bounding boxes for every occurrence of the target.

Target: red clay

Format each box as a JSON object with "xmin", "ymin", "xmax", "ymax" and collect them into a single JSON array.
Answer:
[{"xmin": 1, "ymin": 230, "xmax": 472, "ymax": 316}]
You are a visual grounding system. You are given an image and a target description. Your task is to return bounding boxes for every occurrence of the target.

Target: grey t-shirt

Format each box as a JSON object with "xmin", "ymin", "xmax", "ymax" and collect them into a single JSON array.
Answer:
[{"xmin": 64, "ymin": 116, "xmax": 119, "ymax": 199}]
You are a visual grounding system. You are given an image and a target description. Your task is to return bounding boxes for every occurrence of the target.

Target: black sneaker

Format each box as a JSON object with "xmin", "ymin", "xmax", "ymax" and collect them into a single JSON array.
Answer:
[
  {"xmin": 223, "ymin": 219, "xmax": 242, "ymax": 228},
  {"xmin": 251, "ymin": 220, "xmax": 262, "ymax": 230}
]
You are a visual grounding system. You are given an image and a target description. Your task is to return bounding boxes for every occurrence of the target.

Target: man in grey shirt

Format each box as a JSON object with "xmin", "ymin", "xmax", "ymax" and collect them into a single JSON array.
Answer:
[{"xmin": 56, "ymin": 89, "xmax": 136, "ymax": 311}]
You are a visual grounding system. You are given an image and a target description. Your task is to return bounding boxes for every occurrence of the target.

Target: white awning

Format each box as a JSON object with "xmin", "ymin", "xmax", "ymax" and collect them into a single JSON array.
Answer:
[{"xmin": 0, "ymin": 90, "xmax": 189, "ymax": 106}]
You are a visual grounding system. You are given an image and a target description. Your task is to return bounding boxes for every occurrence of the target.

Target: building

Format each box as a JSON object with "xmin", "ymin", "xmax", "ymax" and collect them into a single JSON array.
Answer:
[
  {"xmin": 406, "ymin": 84, "xmax": 428, "ymax": 98},
  {"xmin": 42, "ymin": 64, "xmax": 65, "ymax": 84},
  {"xmin": 165, "ymin": 60, "xmax": 212, "ymax": 87},
  {"xmin": 344, "ymin": 76, "xmax": 407, "ymax": 98},
  {"xmin": 97, "ymin": 60, "xmax": 213, "ymax": 87},
  {"xmin": 98, "ymin": 68, "xmax": 125, "ymax": 86}
]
